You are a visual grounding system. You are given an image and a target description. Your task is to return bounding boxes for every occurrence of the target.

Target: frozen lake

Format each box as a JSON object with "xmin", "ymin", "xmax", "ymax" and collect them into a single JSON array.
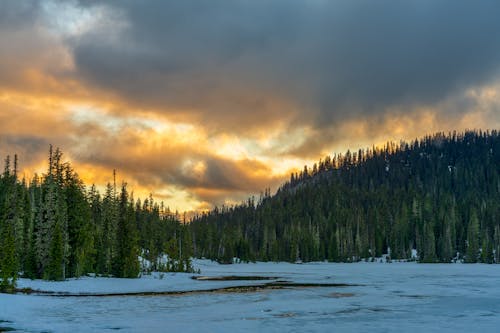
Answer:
[{"xmin": 1, "ymin": 261, "xmax": 500, "ymax": 332}]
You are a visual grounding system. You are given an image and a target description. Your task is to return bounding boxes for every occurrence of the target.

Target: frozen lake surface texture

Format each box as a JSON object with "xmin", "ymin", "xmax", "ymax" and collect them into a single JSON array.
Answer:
[{"xmin": 1, "ymin": 260, "xmax": 500, "ymax": 332}]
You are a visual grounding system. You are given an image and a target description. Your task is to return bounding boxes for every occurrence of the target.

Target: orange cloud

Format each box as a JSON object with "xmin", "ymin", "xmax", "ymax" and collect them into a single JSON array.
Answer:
[{"xmin": 1, "ymin": 1, "xmax": 500, "ymax": 213}]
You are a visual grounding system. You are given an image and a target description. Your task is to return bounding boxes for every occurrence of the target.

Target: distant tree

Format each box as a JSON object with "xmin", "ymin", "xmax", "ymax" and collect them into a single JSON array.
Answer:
[{"xmin": 465, "ymin": 210, "xmax": 480, "ymax": 263}]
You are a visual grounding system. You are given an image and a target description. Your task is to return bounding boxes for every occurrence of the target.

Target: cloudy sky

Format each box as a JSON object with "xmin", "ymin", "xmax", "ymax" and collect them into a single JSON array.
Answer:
[{"xmin": 1, "ymin": 0, "xmax": 499, "ymax": 212}]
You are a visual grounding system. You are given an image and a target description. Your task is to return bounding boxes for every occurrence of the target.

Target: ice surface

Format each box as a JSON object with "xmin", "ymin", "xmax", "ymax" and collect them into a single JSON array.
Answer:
[{"xmin": 2, "ymin": 260, "xmax": 500, "ymax": 332}]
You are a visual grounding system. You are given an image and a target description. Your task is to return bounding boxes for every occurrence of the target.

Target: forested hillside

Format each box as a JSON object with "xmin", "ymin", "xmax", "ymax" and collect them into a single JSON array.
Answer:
[
  {"xmin": 189, "ymin": 130, "xmax": 500, "ymax": 264},
  {"xmin": 1, "ymin": 130, "xmax": 498, "ymax": 291},
  {"xmin": 0, "ymin": 146, "xmax": 191, "ymax": 291}
]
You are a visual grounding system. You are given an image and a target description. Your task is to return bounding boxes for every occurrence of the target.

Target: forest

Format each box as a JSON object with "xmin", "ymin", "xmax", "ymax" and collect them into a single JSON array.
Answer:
[
  {"xmin": 189, "ymin": 130, "xmax": 500, "ymax": 265},
  {"xmin": 0, "ymin": 146, "xmax": 192, "ymax": 291},
  {"xmin": 0, "ymin": 130, "xmax": 499, "ymax": 291}
]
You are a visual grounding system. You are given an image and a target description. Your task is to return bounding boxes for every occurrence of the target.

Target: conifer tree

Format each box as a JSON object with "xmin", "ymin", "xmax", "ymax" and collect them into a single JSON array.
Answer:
[
  {"xmin": 64, "ymin": 165, "xmax": 94, "ymax": 277},
  {"xmin": 465, "ymin": 210, "xmax": 480, "ymax": 263},
  {"xmin": 0, "ymin": 218, "xmax": 18, "ymax": 291},
  {"xmin": 0, "ymin": 155, "xmax": 23, "ymax": 288},
  {"xmin": 113, "ymin": 183, "xmax": 140, "ymax": 278},
  {"xmin": 45, "ymin": 222, "xmax": 64, "ymax": 281},
  {"xmin": 99, "ymin": 182, "xmax": 117, "ymax": 275}
]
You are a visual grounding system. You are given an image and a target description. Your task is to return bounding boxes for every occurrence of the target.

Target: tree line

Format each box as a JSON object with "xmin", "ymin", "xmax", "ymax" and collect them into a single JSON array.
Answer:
[
  {"xmin": 189, "ymin": 130, "xmax": 500, "ymax": 265},
  {"xmin": 0, "ymin": 146, "xmax": 192, "ymax": 291},
  {"xmin": 1, "ymin": 130, "xmax": 498, "ymax": 291}
]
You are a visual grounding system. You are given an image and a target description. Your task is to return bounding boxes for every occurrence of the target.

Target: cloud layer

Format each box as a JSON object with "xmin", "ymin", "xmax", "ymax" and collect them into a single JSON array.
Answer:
[{"xmin": 1, "ymin": 0, "xmax": 500, "ymax": 211}]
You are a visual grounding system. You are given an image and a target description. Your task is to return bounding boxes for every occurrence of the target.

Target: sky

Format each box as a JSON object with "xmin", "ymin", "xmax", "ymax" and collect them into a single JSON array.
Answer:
[{"xmin": 1, "ymin": 0, "xmax": 500, "ymax": 212}]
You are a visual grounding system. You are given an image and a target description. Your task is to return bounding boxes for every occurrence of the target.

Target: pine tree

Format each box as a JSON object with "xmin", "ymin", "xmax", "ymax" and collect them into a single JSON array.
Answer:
[
  {"xmin": 465, "ymin": 210, "xmax": 480, "ymax": 263},
  {"xmin": 0, "ymin": 219, "xmax": 18, "ymax": 292},
  {"xmin": 113, "ymin": 183, "xmax": 140, "ymax": 278},
  {"xmin": 0, "ymin": 155, "xmax": 22, "ymax": 289},
  {"xmin": 439, "ymin": 198, "xmax": 456, "ymax": 263},
  {"xmin": 64, "ymin": 165, "xmax": 94, "ymax": 277},
  {"xmin": 100, "ymin": 182, "xmax": 117, "ymax": 275},
  {"xmin": 37, "ymin": 174, "xmax": 58, "ymax": 278},
  {"xmin": 45, "ymin": 222, "xmax": 64, "ymax": 281},
  {"xmin": 24, "ymin": 175, "xmax": 40, "ymax": 279},
  {"xmin": 481, "ymin": 231, "xmax": 494, "ymax": 264}
]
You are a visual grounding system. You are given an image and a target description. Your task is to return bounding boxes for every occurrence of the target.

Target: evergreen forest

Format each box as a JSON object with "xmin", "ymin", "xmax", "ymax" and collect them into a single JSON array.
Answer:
[
  {"xmin": 0, "ymin": 146, "xmax": 192, "ymax": 291},
  {"xmin": 1, "ymin": 130, "xmax": 499, "ymax": 291},
  {"xmin": 189, "ymin": 130, "xmax": 500, "ymax": 265}
]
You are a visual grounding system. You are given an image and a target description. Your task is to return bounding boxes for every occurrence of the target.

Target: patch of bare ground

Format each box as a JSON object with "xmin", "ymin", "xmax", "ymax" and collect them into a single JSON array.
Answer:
[
  {"xmin": 191, "ymin": 275, "xmax": 279, "ymax": 281},
  {"xmin": 14, "ymin": 281, "xmax": 361, "ymax": 297}
]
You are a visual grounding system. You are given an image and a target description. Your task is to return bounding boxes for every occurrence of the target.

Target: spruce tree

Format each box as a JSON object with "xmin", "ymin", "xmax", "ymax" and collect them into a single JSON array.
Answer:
[
  {"xmin": 0, "ymin": 155, "xmax": 22, "ymax": 288},
  {"xmin": 45, "ymin": 222, "xmax": 64, "ymax": 281},
  {"xmin": 64, "ymin": 165, "xmax": 94, "ymax": 277},
  {"xmin": 465, "ymin": 211, "xmax": 480, "ymax": 263},
  {"xmin": 113, "ymin": 183, "xmax": 140, "ymax": 278},
  {"xmin": 100, "ymin": 183, "xmax": 117, "ymax": 275},
  {"xmin": 0, "ymin": 219, "xmax": 18, "ymax": 292}
]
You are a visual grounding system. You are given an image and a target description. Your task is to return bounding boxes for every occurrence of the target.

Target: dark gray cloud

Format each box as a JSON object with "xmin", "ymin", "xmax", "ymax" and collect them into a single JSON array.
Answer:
[
  {"xmin": 0, "ymin": 134, "xmax": 49, "ymax": 171},
  {"xmin": 0, "ymin": 1, "xmax": 39, "ymax": 29},
  {"xmin": 69, "ymin": 0, "xmax": 500, "ymax": 129},
  {"xmin": 2, "ymin": 0, "xmax": 500, "ymax": 210}
]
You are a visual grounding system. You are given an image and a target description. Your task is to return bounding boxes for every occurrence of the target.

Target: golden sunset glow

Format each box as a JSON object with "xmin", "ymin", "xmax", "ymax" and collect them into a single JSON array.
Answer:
[{"xmin": 1, "ymin": 1, "xmax": 499, "ymax": 213}]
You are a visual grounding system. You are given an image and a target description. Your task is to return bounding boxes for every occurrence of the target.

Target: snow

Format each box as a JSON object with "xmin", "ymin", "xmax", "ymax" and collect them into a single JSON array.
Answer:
[{"xmin": 2, "ymin": 261, "xmax": 500, "ymax": 332}]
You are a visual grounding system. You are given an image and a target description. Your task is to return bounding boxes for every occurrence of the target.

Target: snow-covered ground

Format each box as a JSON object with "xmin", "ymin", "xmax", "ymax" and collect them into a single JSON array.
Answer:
[{"xmin": 2, "ymin": 260, "xmax": 500, "ymax": 332}]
